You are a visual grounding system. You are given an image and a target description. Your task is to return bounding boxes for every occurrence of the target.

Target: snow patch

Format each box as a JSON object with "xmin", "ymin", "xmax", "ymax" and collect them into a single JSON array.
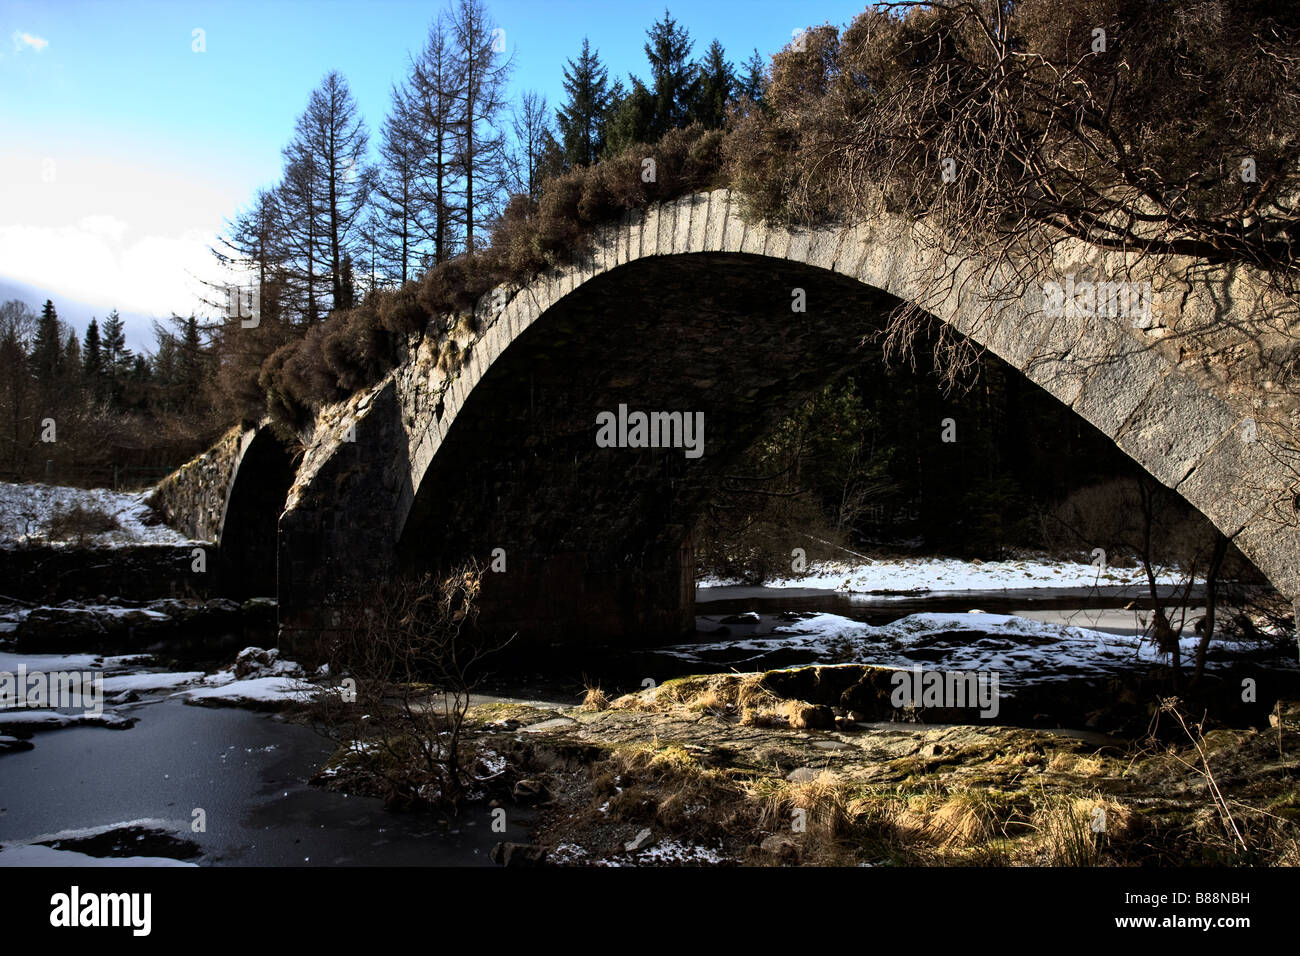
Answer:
[
  {"xmin": 699, "ymin": 556, "xmax": 1192, "ymax": 593},
  {"xmin": 0, "ymin": 844, "xmax": 196, "ymax": 867},
  {"xmin": 0, "ymin": 480, "xmax": 193, "ymax": 548},
  {"xmin": 179, "ymin": 676, "xmax": 314, "ymax": 706},
  {"xmin": 664, "ymin": 611, "xmax": 1289, "ymax": 687},
  {"xmin": 100, "ymin": 671, "xmax": 205, "ymax": 693}
]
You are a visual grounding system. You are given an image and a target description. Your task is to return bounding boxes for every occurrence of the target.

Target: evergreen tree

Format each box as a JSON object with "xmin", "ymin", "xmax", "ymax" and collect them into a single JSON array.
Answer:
[
  {"xmin": 30, "ymin": 300, "xmax": 62, "ymax": 388},
  {"xmin": 338, "ymin": 252, "xmax": 356, "ymax": 310},
  {"xmin": 179, "ymin": 315, "xmax": 203, "ymax": 393},
  {"xmin": 603, "ymin": 79, "xmax": 655, "ymax": 155},
  {"xmin": 556, "ymin": 38, "xmax": 617, "ymax": 167},
  {"xmin": 150, "ymin": 320, "xmax": 179, "ymax": 388},
  {"xmin": 101, "ymin": 309, "xmax": 132, "ymax": 407},
  {"xmin": 82, "ymin": 317, "xmax": 105, "ymax": 400},
  {"xmin": 690, "ymin": 39, "xmax": 734, "ymax": 129},
  {"xmin": 0, "ymin": 320, "xmax": 34, "ymax": 474},
  {"xmin": 737, "ymin": 48, "xmax": 766, "ymax": 105},
  {"xmin": 643, "ymin": 10, "xmax": 695, "ymax": 139},
  {"xmin": 61, "ymin": 330, "xmax": 81, "ymax": 385},
  {"xmin": 214, "ymin": 187, "xmax": 290, "ymax": 328}
]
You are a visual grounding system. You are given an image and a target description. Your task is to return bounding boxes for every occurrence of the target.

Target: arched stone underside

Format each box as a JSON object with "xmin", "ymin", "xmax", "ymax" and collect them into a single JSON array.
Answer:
[
  {"xmin": 272, "ymin": 189, "xmax": 1300, "ymax": 647},
  {"xmin": 218, "ymin": 427, "xmax": 296, "ymax": 599}
]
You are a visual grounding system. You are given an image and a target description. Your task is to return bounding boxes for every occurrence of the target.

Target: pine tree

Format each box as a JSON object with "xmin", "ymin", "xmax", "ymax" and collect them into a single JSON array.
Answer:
[
  {"xmin": 277, "ymin": 151, "xmax": 326, "ymax": 325},
  {"xmin": 556, "ymin": 38, "xmax": 617, "ymax": 168},
  {"xmin": 603, "ymin": 79, "xmax": 655, "ymax": 155},
  {"xmin": 738, "ymin": 48, "xmax": 766, "ymax": 105},
  {"xmin": 643, "ymin": 10, "xmax": 695, "ymax": 139},
  {"xmin": 690, "ymin": 39, "xmax": 734, "ymax": 129},
  {"xmin": 0, "ymin": 313, "xmax": 34, "ymax": 474},
  {"xmin": 101, "ymin": 309, "xmax": 132, "ymax": 407},
  {"xmin": 338, "ymin": 252, "xmax": 356, "ymax": 310},
  {"xmin": 179, "ymin": 315, "xmax": 202, "ymax": 393},
  {"xmin": 82, "ymin": 318, "xmax": 105, "ymax": 400},
  {"xmin": 61, "ymin": 330, "xmax": 81, "ymax": 385},
  {"xmin": 30, "ymin": 300, "xmax": 62, "ymax": 389}
]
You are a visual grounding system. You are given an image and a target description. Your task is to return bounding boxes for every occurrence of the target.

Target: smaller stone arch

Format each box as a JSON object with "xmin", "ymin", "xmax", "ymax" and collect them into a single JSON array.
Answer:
[{"xmin": 218, "ymin": 427, "xmax": 296, "ymax": 599}]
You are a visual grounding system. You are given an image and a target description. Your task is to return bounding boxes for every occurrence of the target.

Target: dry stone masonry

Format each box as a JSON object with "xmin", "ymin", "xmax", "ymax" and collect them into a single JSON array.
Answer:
[{"xmin": 158, "ymin": 190, "xmax": 1300, "ymax": 648}]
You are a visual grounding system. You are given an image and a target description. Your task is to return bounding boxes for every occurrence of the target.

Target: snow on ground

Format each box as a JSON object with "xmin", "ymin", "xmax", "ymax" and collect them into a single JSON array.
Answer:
[
  {"xmin": 0, "ymin": 845, "xmax": 196, "ymax": 867},
  {"xmin": 178, "ymin": 676, "xmax": 315, "ymax": 706},
  {"xmin": 583, "ymin": 840, "xmax": 727, "ymax": 866},
  {"xmin": 0, "ymin": 710, "xmax": 133, "ymax": 728},
  {"xmin": 663, "ymin": 611, "xmax": 1289, "ymax": 688},
  {"xmin": 0, "ymin": 480, "xmax": 191, "ymax": 548},
  {"xmin": 635, "ymin": 840, "xmax": 727, "ymax": 865},
  {"xmin": 698, "ymin": 556, "xmax": 1191, "ymax": 593},
  {"xmin": 0, "ymin": 650, "xmax": 107, "ymax": 673},
  {"xmin": 99, "ymin": 671, "xmax": 205, "ymax": 693}
]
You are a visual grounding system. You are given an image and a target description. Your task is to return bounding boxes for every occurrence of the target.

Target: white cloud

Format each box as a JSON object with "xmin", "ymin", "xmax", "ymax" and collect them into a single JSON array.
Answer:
[
  {"xmin": 78, "ymin": 214, "xmax": 130, "ymax": 243},
  {"xmin": 12, "ymin": 31, "xmax": 49, "ymax": 53},
  {"xmin": 0, "ymin": 220, "xmax": 222, "ymax": 323}
]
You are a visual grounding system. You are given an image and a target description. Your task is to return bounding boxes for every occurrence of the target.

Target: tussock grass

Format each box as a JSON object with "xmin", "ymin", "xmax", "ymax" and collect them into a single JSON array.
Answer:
[
  {"xmin": 1028, "ymin": 794, "xmax": 1135, "ymax": 866},
  {"xmin": 580, "ymin": 682, "xmax": 610, "ymax": 712}
]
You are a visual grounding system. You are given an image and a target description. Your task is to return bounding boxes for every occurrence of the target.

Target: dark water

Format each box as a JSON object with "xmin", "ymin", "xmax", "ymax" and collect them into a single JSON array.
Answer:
[
  {"xmin": 0, "ymin": 582, "xmax": 1228, "ymax": 865},
  {"xmin": 695, "ymin": 583, "xmax": 1205, "ymax": 626},
  {"xmin": 0, "ymin": 699, "xmax": 530, "ymax": 865}
]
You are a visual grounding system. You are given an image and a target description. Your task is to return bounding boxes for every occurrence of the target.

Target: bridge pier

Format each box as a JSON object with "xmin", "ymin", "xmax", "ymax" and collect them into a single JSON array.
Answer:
[
  {"xmin": 475, "ymin": 539, "xmax": 696, "ymax": 647},
  {"xmin": 275, "ymin": 528, "xmax": 697, "ymax": 660}
]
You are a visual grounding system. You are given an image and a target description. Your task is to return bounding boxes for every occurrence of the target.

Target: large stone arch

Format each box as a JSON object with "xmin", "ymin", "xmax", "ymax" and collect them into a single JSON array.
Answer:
[{"xmin": 276, "ymin": 190, "xmax": 1300, "ymax": 646}]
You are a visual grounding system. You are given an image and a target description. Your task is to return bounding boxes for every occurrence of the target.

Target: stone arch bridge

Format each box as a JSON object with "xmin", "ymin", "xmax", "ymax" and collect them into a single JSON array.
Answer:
[{"xmin": 152, "ymin": 190, "xmax": 1300, "ymax": 648}]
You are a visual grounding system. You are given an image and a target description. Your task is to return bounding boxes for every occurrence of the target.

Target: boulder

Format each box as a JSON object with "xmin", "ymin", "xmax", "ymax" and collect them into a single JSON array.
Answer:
[
  {"xmin": 788, "ymin": 704, "xmax": 836, "ymax": 730},
  {"xmin": 492, "ymin": 842, "xmax": 548, "ymax": 867}
]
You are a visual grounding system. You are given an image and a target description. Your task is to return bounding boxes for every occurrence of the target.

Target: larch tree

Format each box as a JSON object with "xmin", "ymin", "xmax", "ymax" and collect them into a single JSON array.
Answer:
[
  {"xmin": 449, "ymin": 0, "xmax": 512, "ymax": 254},
  {"xmin": 284, "ymin": 71, "xmax": 373, "ymax": 316},
  {"xmin": 374, "ymin": 86, "xmax": 426, "ymax": 285},
  {"xmin": 507, "ymin": 90, "xmax": 554, "ymax": 200},
  {"xmin": 404, "ymin": 12, "xmax": 466, "ymax": 264}
]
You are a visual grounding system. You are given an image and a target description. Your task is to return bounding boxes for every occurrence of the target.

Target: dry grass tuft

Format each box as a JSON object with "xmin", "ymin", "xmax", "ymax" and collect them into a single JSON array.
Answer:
[{"xmin": 580, "ymin": 684, "xmax": 610, "ymax": 712}]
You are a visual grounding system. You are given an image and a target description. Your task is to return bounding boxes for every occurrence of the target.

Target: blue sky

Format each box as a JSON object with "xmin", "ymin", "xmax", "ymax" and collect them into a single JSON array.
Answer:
[{"xmin": 0, "ymin": 0, "xmax": 870, "ymax": 348}]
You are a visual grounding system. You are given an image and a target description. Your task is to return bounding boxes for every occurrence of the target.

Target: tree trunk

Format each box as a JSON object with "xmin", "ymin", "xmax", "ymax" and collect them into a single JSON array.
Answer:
[{"xmin": 1192, "ymin": 533, "xmax": 1230, "ymax": 687}]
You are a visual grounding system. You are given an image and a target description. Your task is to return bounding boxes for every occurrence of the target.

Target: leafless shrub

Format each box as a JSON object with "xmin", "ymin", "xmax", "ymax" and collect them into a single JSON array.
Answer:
[
  {"xmin": 42, "ymin": 503, "xmax": 121, "ymax": 545},
  {"xmin": 316, "ymin": 561, "xmax": 512, "ymax": 809}
]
